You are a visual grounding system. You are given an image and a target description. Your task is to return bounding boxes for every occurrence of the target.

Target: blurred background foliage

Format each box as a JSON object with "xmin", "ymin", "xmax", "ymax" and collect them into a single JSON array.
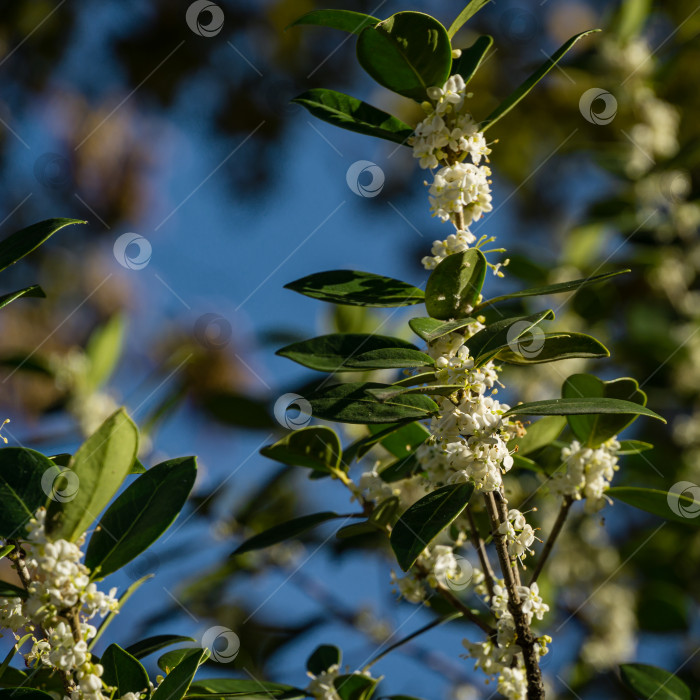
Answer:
[{"xmin": 0, "ymin": 0, "xmax": 698, "ymax": 698}]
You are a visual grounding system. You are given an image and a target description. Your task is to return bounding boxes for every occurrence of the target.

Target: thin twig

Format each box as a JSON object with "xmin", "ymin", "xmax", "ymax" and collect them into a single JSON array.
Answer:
[
  {"xmin": 529, "ymin": 497, "xmax": 573, "ymax": 586},
  {"xmin": 465, "ymin": 505, "xmax": 495, "ymax": 598},
  {"xmin": 7, "ymin": 541, "xmax": 31, "ymax": 590}
]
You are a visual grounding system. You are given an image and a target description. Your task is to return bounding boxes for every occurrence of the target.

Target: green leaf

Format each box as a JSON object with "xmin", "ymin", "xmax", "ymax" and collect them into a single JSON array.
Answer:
[
  {"xmin": 366, "ymin": 384, "xmax": 462, "ymax": 402},
  {"xmin": 45, "ymin": 409, "xmax": 139, "ymax": 542},
  {"xmin": 261, "ymin": 427, "xmax": 342, "ymax": 473},
  {"xmin": 476, "ymin": 269, "xmax": 630, "ymax": 308},
  {"xmin": 480, "ymin": 30, "xmax": 600, "ymax": 131},
  {"xmin": 0, "ymin": 286, "xmax": 45, "ymax": 310},
  {"xmin": 357, "ymin": 11, "xmax": 452, "ymax": 102},
  {"xmin": 451, "ymin": 35, "xmax": 493, "ymax": 83},
  {"xmin": 0, "ymin": 634, "xmax": 32, "ymax": 684},
  {"xmin": 0, "ymin": 691, "xmax": 56, "ymax": 700},
  {"xmin": 391, "ymin": 483, "xmax": 473, "ymax": 570},
  {"xmin": 85, "ymin": 457, "xmax": 197, "ymax": 579},
  {"xmin": 562, "ymin": 374, "xmax": 648, "ymax": 446},
  {"xmin": 151, "ymin": 649, "xmax": 205, "ymax": 700},
  {"xmin": 466, "ymin": 310, "xmax": 554, "ymax": 367},
  {"xmin": 0, "ymin": 447, "xmax": 55, "ymax": 538},
  {"xmin": 232, "ymin": 512, "xmax": 342, "ymax": 555},
  {"xmin": 613, "ymin": 0, "xmax": 652, "ymax": 43},
  {"xmin": 380, "ymin": 453, "xmax": 424, "ymax": 482},
  {"xmin": 608, "ymin": 487, "xmax": 700, "ymax": 527},
  {"xmin": 292, "ymin": 89, "xmax": 413, "ymax": 145},
  {"xmin": 619, "ymin": 663, "xmax": 691, "ymax": 700},
  {"xmin": 510, "ymin": 416, "xmax": 567, "ymax": 456},
  {"xmin": 369, "ymin": 422, "xmax": 430, "ymax": 459},
  {"xmin": 408, "ymin": 317, "xmax": 476, "ymax": 343},
  {"xmin": 0, "ymin": 219, "xmax": 85, "ymax": 273},
  {"xmin": 101, "ymin": 644, "xmax": 150, "ymax": 697},
  {"xmin": 277, "ymin": 334, "xmax": 434, "ymax": 372},
  {"xmin": 85, "ymin": 314, "xmax": 125, "ymax": 391},
  {"xmin": 447, "ymin": 1, "xmax": 492, "ymax": 38},
  {"xmin": 496, "ymin": 332, "xmax": 609, "ymax": 365},
  {"xmin": 307, "ymin": 382, "xmax": 438, "ymax": 424},
  {"xmin": 288, "ymin": 10, "xmax": 379, "ymax": 34},
  {"xmin": 285, "ymin": 270, "xmax": 424, "ymax": 307},
  {"xmin": 425, "ymin": 249, "xmax": 486, "ymax": 320},
  {"xmin": 617, "ymin": 440, "xmax": 654, "ymax": 455},
  {"xmin": 503, "ymin": 397, "xmax": 665, "ymax": 424},
  {"xmin": 187, "ymin": 679, "xmax": 306, "ymax": 699},
  {"xmin": 333, "ymin": 674, "xmax": 379, "ymax": 700},
  {"xmin": 307, "ymin": 645, "xmax": 341, "ymax": 675},
  {"xmin": 125, "ymin": 636, "xmax": 196, "ymax": 660},
  {"xmin": 0, "ymin": 544, "xmax": 14, "ymax": 560},
  {"xmin": 158, "ymin": 649, "xmax": 207, "ymax": 674},
  {"xmin": 0, "ymin": 582, "xmax": 27, "ymax": 598}
]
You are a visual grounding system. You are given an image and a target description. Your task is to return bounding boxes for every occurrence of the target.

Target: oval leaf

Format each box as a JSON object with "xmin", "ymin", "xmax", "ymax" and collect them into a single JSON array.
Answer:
[
  {"xmin": 509, "ymin": 416, "xmax": 567, "ymax": 456},
  {"xmin": 188, "ymin": 679, "xmax": 305, "ymax": 699},
  {"xmin": 151, "ymin": 649, "xmax": 205, "ymax": 700},
  {"xmin": 503, "ymin": 397, "xmax": 665, "ymax": 423},
  {"xmin": 85, "ymin": 457, "xmax": 197, "ymax": 579},
  {"xmin": 333, "ymin": 674, "xmax": 379, "ymax": 700},
  {"xmin": 101, "ymin": 644, "xmax": 150, "ymax": 697},
  {"xmin": 619, "ymin": 663, "xmax": 691, "ymax": 700},
  {"xmin": 125, "ymin": 636, "xmax": 196, "ymax": 660},
  {"xmin": 447, "ymin": 0, "xmax": 492, "ymax": 38},
  {"xmin": 426, "ymin": 249, "xmax": 486, "ymax": 320},
  {"xmin": 608, "ymin": 487, "xmax": 700, "ymax": 527},
  {"xmin": 497, "ymin": 332, "xmax": 609, "ymax": 365},
  {"xmin": 307, "ymin": 645, "xmax": 342, "ymax": 675},
  {"xmin": 408, "ymin": 316, "xmax": 476, "ymax": 343},
  {"xmin": 452, "ymin": 35, "xmax": 493, "ymax": 83},
  {"xmin": 357, "ymin": 11, "xmax": 452, "ymax": 102},
  {"xmin": 391, "ymin": 483, "xmax": 474, "ymax": 571},
  {"xmin": 261, "ymin": 426, "xmax": 341, "ymax": 473},
  {"xmin": 288, "ymin": 10, "xmax": 379, "ymax": 34},
  {"xmin": 0, "ymin": 286, "xmax": 45, "ymax": 311}
]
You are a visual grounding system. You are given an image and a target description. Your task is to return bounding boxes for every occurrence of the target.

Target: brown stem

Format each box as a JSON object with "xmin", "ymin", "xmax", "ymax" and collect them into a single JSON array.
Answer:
[
  {"xmin": 529, "ymin": 497, "xmax": 573, "ymax": 586},
  {"xmin": 465, "ymin": 505, "xmax": 495, "ymax": 599},
  {"xmin": 484, "ymin": 493, "xmax": 545, "ymax": 700},
  {"xmin": 7, "ymin": 541, "xmax": 31, "ymax": 590}
]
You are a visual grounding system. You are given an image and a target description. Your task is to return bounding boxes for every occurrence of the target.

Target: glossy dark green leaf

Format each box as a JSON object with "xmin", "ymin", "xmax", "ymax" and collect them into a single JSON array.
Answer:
[
  {"xmin": 187, "ymin": 679, "xmax": 306, "ymax": 699},
  {"xmin": 503, "ymin": 397, "xmax": 665, "ymax": 423},
  {"xmin": 307, "ymin": 382, "xmax": 438, "ymax": 424},
  {"xmin": 357, "ymin": 11, "xmax": 452, "ymax": 102},
  {"xmin": 451, "ymin": 35, "xmax": 493, "ymax": 83},
  {"xmin": 288, "ymin": 9, "xmax": 379, "ymax": 34},
  {"xmin": 366, "ymin": 384, "xmax": 461, "ymax": 402},
  {"xmin": 158, "ymin": 648, "xmax": 207, "ymax": 674},
  {"xmin": 477, "ymin": 269, "xmax": 630, "ymax": 308},
  {"xmin": 46, "ymin": 409, "xmax": 139, "ymax": 542},
  {"xmin": 617, "ymin": 440, "xmax": 654, "ymax": 455},
  {"xmin": 0, "ymin": 447, "xmax": 54, "ymax": 538},
  {"xmin": 292, "ymin": 89, "xmax": 413, "ymax": 145},
  {"xmin": 101, "ymin": 644, "xmax": 150, "ymax": 697},
  {"xmin": 0, "ymin": 218, "xmax": 85, "ymax": 273},
  {"xmin": 425, "ymin": 249, "xmax": 486, "ymax": 320},
  {"xmin": 563, "ymin": 374, "xmax": 648, "ymax": 446},
  {"xmin": 496, "ymin": 332, "xmax": 609, "ymax": 365},
  {"xmin": 285, "ymin": 270, "xmax": 424, "ymax": 307},
  {"xmin": 85, "ymin": 457, "xmax": 197, "ymax": 579},
  {"xmin": 466, "ymin": 310, "xmax": 554, "ymax": 367},
  {"xmin": 608, "ymin": 487, "xmax": 700, "ymax": 526},
  {"xmin": 0, "ymin": 286, "xmax": 45, "ymax": 310},
  {"xmin": 151, "ymin": 648, "xmax": 205, "ymax": 700},
  {"xmin": 307, "ymin": 645, "xmax": 341, "ymax": 675},
  {"xmin": 125, "ymin": 636, "xmax": 196, "ymax": 660},
  {"xmin": 509, "ymin": 416, "xmax": 567, "ymax": 456},
  {"xmin": 447, "ymin": 1, "xmax": 492, "ymax": 38},
  {"xmin": 0, "ymin": 582, "xmax": 27, "ymax": 598},
  {"xmin": 408, "ymin": 316, "xmax": 476, "ymax": 343},
  {"xmin": 619, "ymin": 663, "xmax": 691, "ymax": 700},
  {"xmin": 277, "ymin": 334, "xmax": 434, "ymax": 372},
  {"xmin": 481, "ymin": 30, "xmax": 600, "ymax": 131},
  {"xmin": 0, "ymin": 691, "xmax": 55, "ymax": 700},
  {"xmin": 391, "ymin": 483, "xmax": 473, "ymax": 570},
  {"xmin": 380, "ymin": 453, "xmax": 424, "ymax": 482},
  {"xmin": 232, "ymin": 512, "xmax": 342, "ymax": 555},
  {"xmin": 333, "ymin": 674, "xmax": 379, "ymax": 700},
  {"xmin": 261, "ymin": 427, "xmax": 342, "ymax": 473}
]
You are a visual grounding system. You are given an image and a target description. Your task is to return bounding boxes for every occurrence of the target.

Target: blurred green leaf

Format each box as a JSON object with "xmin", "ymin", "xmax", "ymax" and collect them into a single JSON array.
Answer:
[
  {"xmin": 307, "ymin": 645, "xmax": 341, "ymax": 675},
  {"xmin": 451, "ymin": 35, "xmax": 493, "ymax": 83},
  {"xmin": 447, "ymin": 1, "xmax": 492, "ymax": 38},
  {"xmin": 0, "ymin": 285, "xmax": 45, "ymax": 310},
  {"xmin": 619, "ymin": 663, "xmax": 690, "ymax": 700},
  {"xmin": 608, "ymin": 487, "xmax": 700, "ymax": 526},
  {"xmin": 85, "ymin": 314, "xmax": 126, "ymax": 391},
  {"xmin": 261, "ymin": 426, "xmax": 342, "ymax": 473},
  {"xmin": 288, "ymin": 10, "xmax": 379, "ymax": 34}
]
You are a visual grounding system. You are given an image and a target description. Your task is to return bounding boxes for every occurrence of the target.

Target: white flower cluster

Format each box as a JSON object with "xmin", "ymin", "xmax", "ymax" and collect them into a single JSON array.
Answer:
[
  {"xmin": 357, "ymin": 468, "xmax": 428, "ymax": 510},
  {"xmin": 0, "ymin": 509, "xmax": 125, "ymax": 700},
  {"xmin": 416, "ymin": 331, "xmax": 517, "ymax": 493},
  {"xmin": 409, "ymin": 75, "xmax": 493, "ymax": 270},
  {"xmin": 306, "ymin": 665, "xmax": 377, "ymax": 700},
  {"xmin": 391, "ymin": 544, "xmax": 461, "ymax": 604},
  {"xmin": 550, "ymin": 438, "xmax": 620, "ymax": 511},
  {"xmin": 463, "ymin": 572, "xmax": 550, "ymax": 700},
  {"xmin": 497, "ymin": 509, "xmax": 536, "ymax": 562}
]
